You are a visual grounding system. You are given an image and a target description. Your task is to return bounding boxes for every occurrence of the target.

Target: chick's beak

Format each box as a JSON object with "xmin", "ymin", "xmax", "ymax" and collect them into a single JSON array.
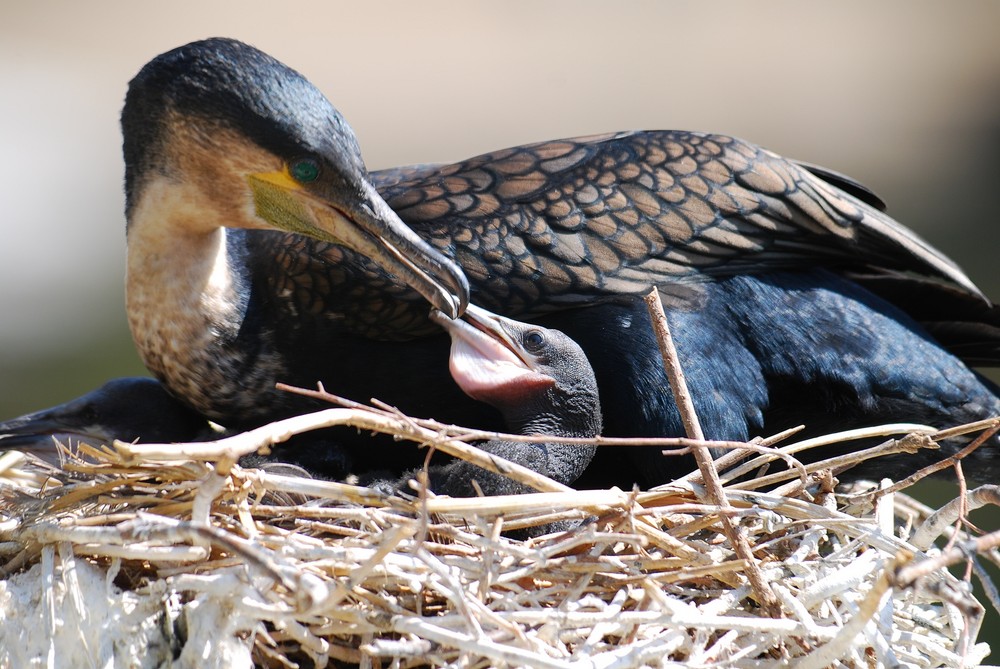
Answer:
[
  {"xmin": 0, "ymin": 400, "xmax": 110, "ymax": 463},
  {"xmin": 430, "ymin": 305, "xmax": 551, "ymax": 403},
  {"xmin": 248, "ymin": 169, "xmax": 469, "ymax": 318}
]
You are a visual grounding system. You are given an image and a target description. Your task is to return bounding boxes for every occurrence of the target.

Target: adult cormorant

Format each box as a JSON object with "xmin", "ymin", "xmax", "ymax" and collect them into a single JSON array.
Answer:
[{"xmin": 8, "ymin": 37, "xmax": 994, "ymax": 487}]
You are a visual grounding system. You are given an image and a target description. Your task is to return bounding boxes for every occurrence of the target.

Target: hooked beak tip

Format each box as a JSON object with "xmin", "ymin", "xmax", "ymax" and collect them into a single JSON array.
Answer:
[{"xmin": 447, "ymin": 274, "xmax": 470, "ymax": 319}]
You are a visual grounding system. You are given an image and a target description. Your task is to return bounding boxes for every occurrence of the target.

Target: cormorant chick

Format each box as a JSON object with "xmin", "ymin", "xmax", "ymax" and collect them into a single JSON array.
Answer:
[
  {"xmin": 0, "ymin": 377, "xmax": 211, "ymax": 464},
  {"xmin": 394, "ymin": 304, "xmax": 601, "ymax": 497}
]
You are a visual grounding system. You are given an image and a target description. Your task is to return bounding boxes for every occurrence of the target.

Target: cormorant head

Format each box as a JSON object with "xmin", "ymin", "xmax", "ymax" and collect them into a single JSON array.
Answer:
[
  {"xmin": 122, "ymin": 37, "xmax": 468, "ymax": 318},
  {"xmin": 431, "ymin": 305, "xmax": 602, "ymax": 437}
]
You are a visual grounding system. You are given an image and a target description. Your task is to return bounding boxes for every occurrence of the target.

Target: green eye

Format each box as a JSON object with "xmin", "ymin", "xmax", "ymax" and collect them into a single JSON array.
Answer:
[{"xmin": 290, "ymin": 158, "xmax": 320, "ymax": 183}]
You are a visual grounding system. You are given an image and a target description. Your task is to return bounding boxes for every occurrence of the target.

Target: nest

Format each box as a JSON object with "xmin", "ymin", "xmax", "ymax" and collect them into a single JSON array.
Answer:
[{"xmin": 2, "ymin": 397, "xmax": 1000, "ymax": 669}]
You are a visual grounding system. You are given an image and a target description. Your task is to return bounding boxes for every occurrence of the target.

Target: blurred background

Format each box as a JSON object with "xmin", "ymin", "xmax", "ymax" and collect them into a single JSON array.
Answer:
[{"xmin": 2, "ymin": 0, "xmax": 1000, "ymax": 654}]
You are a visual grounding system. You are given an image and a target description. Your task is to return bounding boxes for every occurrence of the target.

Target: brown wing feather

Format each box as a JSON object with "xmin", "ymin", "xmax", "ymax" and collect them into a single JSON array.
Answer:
[{"xmin": 374, "ymin": 130, "xmax": 982, "ymax": 316}]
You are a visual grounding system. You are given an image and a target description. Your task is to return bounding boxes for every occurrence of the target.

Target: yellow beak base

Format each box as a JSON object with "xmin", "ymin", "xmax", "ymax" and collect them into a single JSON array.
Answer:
[{"xmin": 247, "ymin": 169, "xmax": 322, "ymax": 238}]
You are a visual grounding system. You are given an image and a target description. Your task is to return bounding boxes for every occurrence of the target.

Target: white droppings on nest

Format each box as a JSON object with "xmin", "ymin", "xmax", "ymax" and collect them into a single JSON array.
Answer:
[
  {"xmin": 1, "ymin": 405, "xmax": 999, "ymax": 668},
  {"xmin": 0, "ymin": 543, "xmax": 253, "ymax": 669}
]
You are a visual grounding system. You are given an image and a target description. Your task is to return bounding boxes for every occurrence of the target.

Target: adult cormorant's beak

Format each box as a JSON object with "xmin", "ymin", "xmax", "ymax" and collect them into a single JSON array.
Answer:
[{"xmin": 249, "ymin": 168, "xmax": 470, "ymax": 318}]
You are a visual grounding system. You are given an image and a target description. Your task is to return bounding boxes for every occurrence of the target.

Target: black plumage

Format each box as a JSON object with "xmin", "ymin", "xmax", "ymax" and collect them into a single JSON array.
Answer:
[{"xmin": 544, "ymin": 273, "xmax": 1000, "ymax": 485}]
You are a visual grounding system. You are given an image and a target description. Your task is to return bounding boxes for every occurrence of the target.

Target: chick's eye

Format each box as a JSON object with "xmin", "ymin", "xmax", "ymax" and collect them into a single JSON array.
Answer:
[
  {"xmin": 523, "ymin": 330, "xmax": 546, "ymax": 351},
  {"xmin": 290, "ymin": 158, "xmax": 320, "ymax": 183}
]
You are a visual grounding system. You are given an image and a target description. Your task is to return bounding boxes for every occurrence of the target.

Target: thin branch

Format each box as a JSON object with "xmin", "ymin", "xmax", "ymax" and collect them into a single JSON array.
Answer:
[
  {"xmin": 895, "ymin": 527, "xmax": 1000, "ymax": 590},
  {"xmin": 910, "ymin": 485, "xmax": 1000, "ymax": 551},
  {"xmin": 116, "ymin": 406, "xmax": 572, "ymax": 494},
  {"xmin": 644, "ymin": 287, "xmax": 779, "ymax": 613},
  {"xmin": 857, "ymin": 422, "xmax": 1000, "ymax": 503}
]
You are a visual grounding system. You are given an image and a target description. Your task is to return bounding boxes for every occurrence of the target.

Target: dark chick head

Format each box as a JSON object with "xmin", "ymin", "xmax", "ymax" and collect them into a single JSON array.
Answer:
[
  {"xmin": 122, "ymin": 38, "xmax": 467, "ymax": 316},
  {"xmin": 431, "ymin": 305, "xmax": 602, "ymax": 438},
  {"xmin": 0, "ymin": 377, "xmax": 210, "ymax": 463}
]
